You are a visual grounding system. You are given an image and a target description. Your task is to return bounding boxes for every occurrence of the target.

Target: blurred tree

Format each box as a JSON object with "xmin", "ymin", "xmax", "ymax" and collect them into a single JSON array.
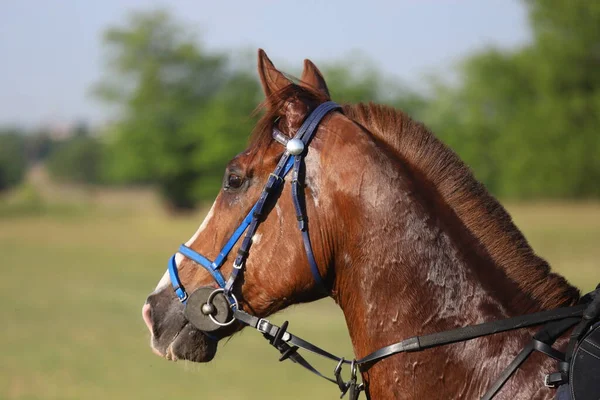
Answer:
[
  {"xmin": 323, "ymin": 58, "xmax": 380, "ymax": 104},
  {"xmin": 94, "ymin": 1, "xmax": 600, "ymax": 205},
  {"xmin": 0, "ymin": 130, "xmax": 27, "ymax": 192},
  {"xmin": 73, "ymin": 121, "xmax": 91, "ymax": 138},
  {"xmin": 522, "ymin": 0, "xmax": 600, "ymax": 197},
  {"xmin": 423, "ymin": 0, "xmax": 600, "ymax": 198},
  {"xmin": 323, "ymin": 55, "xmax": 428, "ymax": 120},
  {"xmin": 25, "ymin": 130, "xmax": 54, "ymax": 163},
  {"xmin": 46, "ymin": 135, "xmax": 104, "ymax": 184},
  {"xmin": 95, "ymin": 10, "xmax": 260, "ymax": 210}
]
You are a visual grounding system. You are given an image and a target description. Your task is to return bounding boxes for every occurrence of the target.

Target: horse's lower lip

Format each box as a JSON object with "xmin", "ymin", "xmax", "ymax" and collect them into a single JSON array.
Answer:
[
  {"xmin": 148, "ymin": 322, "xmax": 218, "ymax": 363},
  {"xmin": 165, "ymin": 342, "xmax": 178, "ymax": 361},
  {"xmin": 150, "ymin": 328, "xmax": 183, "ymax": 359}
]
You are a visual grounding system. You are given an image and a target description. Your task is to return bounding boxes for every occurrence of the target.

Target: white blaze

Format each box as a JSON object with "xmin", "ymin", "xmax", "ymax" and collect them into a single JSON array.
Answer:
[
  {"xmin": 154, "ymin": 270, "xmax": 171, "ymax": 291},
  {"xmin": 154, "ymin": 201, "xmax": 217, "ymax": 291}
]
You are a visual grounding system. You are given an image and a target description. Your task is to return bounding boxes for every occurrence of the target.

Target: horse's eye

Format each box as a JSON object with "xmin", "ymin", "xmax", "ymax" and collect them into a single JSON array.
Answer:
[{"xmin": 225, "ymin": 174, "xmax": 244, "ymax": 190}]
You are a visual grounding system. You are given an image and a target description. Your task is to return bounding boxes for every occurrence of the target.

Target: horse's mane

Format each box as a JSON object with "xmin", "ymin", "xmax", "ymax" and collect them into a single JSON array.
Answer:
[
  {"xmin": 252, "ymin": 84, "xmax": 580, "ymax": 310},
  {"xmin": 343, "ymin": 102, "xmax": 580, "ymax": 310}
]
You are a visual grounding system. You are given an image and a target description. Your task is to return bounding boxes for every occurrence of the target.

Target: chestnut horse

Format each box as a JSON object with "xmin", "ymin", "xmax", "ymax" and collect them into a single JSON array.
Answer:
[{"xmin": 142, "ymin": 50, "xmax": 580, "ymax": 399}]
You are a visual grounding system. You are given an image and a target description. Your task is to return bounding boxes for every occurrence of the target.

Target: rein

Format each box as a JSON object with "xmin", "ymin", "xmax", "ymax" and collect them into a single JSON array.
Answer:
[{"xmin": 165, "ymin": 102, "xmax": 600, "ymax": 399}]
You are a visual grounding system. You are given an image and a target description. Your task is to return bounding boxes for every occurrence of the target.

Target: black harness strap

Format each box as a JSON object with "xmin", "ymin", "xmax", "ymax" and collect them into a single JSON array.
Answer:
[
  {"xmin": 234, "ymin": 303, "xmax": 592, "ymax": 400},
  {"xmin": 481, "ymin": 317, "xmax": 580, "ymax": 400},
  {"xmin": 234, "ymin": 309, "xmax": 348, "ymax": 364},
  {"xmin": 234, "ymin": 310, "xmax": 362, "ymax": 388},
  {"xmin": 565, "ymin": 286, "xmax": 600, "ymax": 364},
  {"xmin": 356, "ymin": 304, "xmax": 588, "ymax": 365}
]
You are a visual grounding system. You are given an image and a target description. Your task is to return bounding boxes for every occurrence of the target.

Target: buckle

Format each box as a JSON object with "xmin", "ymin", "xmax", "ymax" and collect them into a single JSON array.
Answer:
[
  {"xmin": 269, "ymin": 173, "xmax": 283, "ymax": 182},
  {"xmin": 174, "ymin": 286, "xmax": 188, "ymax": 303},
  {"xmin": 179, "ymin": 292, "xmax": 188, "ymax": 303},
  {"xmin": 232, "ymin": 261, "xmax": 243, "ymax": 270},
  {"xmin": 272, "ymin": 128, "xmax": 288, "ymax": 146},
  {"xmin": 257, "ymin": 318, "xmax": 272, "ymax": 334},
  {"xmin": 544, "ymin": 372, "xmax": 567, "ymax": 388}
]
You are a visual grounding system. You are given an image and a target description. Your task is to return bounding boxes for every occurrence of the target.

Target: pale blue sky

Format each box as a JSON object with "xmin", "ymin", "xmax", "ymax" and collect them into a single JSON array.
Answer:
[{"xmin": 0, "ymin": 0, "xmax": 529, "ymax": 127}]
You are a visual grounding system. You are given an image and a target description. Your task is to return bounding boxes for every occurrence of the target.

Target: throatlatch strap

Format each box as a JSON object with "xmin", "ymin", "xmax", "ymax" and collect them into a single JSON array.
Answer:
[{"xmin": 291, "ymin": 154, "xmax": 325, "ymax": 289}]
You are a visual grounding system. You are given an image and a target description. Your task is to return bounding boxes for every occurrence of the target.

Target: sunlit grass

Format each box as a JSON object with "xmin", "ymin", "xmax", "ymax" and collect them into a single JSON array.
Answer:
[{"xmin": 0, "ymin": 202, "xmax": 598, "ymax": 399}]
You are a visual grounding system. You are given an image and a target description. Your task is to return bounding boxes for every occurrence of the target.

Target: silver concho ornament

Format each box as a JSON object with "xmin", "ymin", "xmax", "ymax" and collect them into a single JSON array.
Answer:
[{"xmin": 286, "ymin": 138, "xmax": 305, "ymax": 155}]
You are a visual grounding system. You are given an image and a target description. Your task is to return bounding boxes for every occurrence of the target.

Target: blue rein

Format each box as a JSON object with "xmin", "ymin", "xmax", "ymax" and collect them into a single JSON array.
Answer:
[{"xmin": 167, "ymin": 101, "xmax": 341, "ymax": 306}]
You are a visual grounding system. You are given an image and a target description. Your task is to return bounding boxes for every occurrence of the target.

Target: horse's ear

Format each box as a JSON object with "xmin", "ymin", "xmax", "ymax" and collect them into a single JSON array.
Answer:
[
  {"xmin": 257, "ymin": 49, "xmax": 292, "ymax": 101},
  {"xmin": 300, "ymin": 59, "xmax": 330, "ymax": 99}
]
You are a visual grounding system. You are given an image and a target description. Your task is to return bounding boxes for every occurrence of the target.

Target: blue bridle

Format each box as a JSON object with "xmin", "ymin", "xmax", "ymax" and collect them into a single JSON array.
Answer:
[{"xmin": 167, "ymin": 101, "xmax": 341, "ymax": 308}]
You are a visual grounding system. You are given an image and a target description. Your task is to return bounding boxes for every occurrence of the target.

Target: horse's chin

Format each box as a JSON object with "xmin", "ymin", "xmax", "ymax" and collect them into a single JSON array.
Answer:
[{"xmin": 152, "ymin": 323, "xmax": 218, "ymax": 363}]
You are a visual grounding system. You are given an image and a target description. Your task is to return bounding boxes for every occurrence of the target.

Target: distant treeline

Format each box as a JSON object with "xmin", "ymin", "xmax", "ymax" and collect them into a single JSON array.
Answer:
[
  {"xmin": 0, "ymin": 123, "xmax": 103, "ymax": 191},
  {"xmin": 1, "ymin": 0, "xmax": 599, "ymax": 209}
]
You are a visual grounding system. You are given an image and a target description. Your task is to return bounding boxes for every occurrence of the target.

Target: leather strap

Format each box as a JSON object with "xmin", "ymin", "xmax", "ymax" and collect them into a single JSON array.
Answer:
[
  {"xmin": 565, "ymin": 286, "xmax": 600, "ymax": 363},
  {"xmin": 233, "ymin": 303, "xmax": 589, "ymax": 400},
  {"xmin": 234, "ymin": 309, "xmax": 348, "ymax": 384},
  {"xmin": 291, "ymin": 154, "xmax": 326, "ymax": 289},
  {"xmin": 480, "ymin": 318, "xmax": 578, "ymax": 400},
  {"xmin": 481, "ymin": 341, "xmax": 536, "ymax": 400},
  {"xmin": 356, "ymin": 303, "xmax": 588, "ymax": 365},
  {"xmin": 234, "ymin": 310, "xmax": 348, "ymax": 363}
]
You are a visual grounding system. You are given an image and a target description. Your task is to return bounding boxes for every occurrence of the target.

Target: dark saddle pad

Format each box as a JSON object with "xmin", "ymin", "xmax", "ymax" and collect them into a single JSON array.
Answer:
[{"xmin": 570, "ymin": 323, "xmax": 600, "ymax": 399}]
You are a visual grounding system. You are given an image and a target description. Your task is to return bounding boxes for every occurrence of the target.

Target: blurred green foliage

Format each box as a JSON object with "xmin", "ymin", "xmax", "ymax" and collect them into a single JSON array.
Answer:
[
  {"xmin": 322, "ymin": 57, "xmax": 428, "ymax": 119},
  {"xmin": 93, "ymin": 10, "xmax": 428, "ymax": 209},
  {"xmin": 94, "ymin": 10, "xmax": 260, "ymax": 209},
  {"xmin": 46, "ymin": 135, "xmax": 105, "ymax": 185},
  {"xmin": 424, "ymin": 0, "xmax": 600, "ymax": 198},
  {"xmin": 95, "ymin": 1, "xmax": 599, "ymax": 209},
  {"xmin": 0, "ymin": 130, "xmax": 27, "ymax": 192},
  {"xmin": 25, "ymin": 130, "xmax": 55, "ymax": 163},
  {"xmin": 5, "ymin": 1, "xmax": 598, "ymax": 210}
]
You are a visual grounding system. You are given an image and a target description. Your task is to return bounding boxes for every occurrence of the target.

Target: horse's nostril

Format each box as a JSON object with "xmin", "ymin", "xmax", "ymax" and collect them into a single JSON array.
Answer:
[{"xmin": 142, "ymin": 303, "xmax": 153, "ymax": 333}]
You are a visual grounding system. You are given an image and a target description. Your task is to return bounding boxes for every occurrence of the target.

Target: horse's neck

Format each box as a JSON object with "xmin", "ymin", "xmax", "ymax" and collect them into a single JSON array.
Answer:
[{"xmin": 331, "ymin": 181, "xmax": 557, "ymax": 399}]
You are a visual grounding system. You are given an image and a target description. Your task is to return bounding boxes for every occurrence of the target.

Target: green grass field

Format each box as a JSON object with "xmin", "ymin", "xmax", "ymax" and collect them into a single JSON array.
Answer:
[{"xmin": 1, "ymin": 201, "xmax": 599, "ymax": 399}]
